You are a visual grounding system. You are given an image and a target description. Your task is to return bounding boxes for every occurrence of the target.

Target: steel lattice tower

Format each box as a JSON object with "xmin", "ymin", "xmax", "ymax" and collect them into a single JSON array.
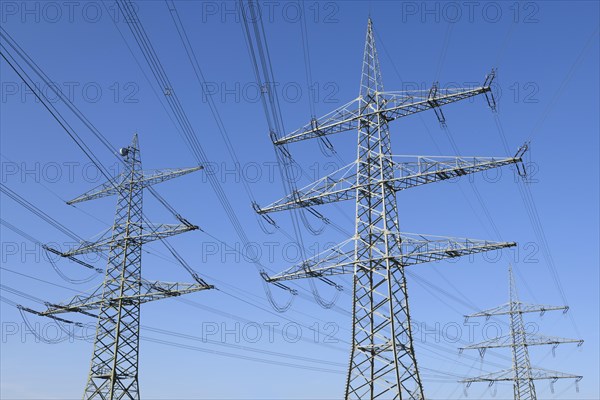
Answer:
[
  {"xmin": 29, "ymin": 134, "xmax": 213, "ymax": 399},
  {"xmin": 459, "ymin": 265, "xmax": 582, "ymax": 399},
  {"xmin": 256, "ymin": 19, "xmax": 528, "ymax": 399}
]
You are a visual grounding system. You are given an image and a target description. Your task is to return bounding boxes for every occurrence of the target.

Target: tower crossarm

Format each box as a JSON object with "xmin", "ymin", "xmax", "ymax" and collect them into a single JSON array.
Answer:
[
  {"xmin": 460, "ymin": 368, "xmax": 515, "ymax": 383},
  {"xmin": 273, "ymin": 73, "xmax": 494, "ymax": 145},
  {"xmin": 465, "ymin": 301, "xmax": 569, "ymax": 319},
  {"xmin": 376, "ymin": 84, "xmax": 492, "ymax": 126},
  {"xmin": 257, "ymin": 147, "xmax": 525, "ymax": 214},
  {"xmin": 62, "ymin": 223, "xmax": 198, "ymax": 256},
  {"xmin": 460, "ymin": 367, "xmax": 583, "ymax": 384},
  {"xmin": 273, "ymin": 98, "xmax": 361, "ymax": 145},
  {"xmin": 257, "ymin": 161, "xmax": 358, "ymax": 213},
  {"xmin": 267, "ymin": 233, "xmax": 515, "ymax": 282},
  {"xmin": 38, "ymin": 279, "xmax": 213, "ymax": 317},
  {"xmin": 459, "ymin": 333, "xmax": 583, "ymax": 351},
  {"xmin": 67, "ymin": 166, "xmax": 203, "ymax": 205},
  {"xmin": 527, "ymin": 368, "xmax": 582, "ymax": 381}
]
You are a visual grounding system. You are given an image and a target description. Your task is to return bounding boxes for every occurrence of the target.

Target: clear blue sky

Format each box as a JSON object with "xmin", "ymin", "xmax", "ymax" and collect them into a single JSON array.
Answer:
[{"xmin": 1, "ymin": 1, "xmax": 598, "ymax": 399}]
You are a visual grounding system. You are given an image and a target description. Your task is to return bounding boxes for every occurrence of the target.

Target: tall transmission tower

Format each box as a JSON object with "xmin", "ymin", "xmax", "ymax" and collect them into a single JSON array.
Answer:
[
  {"xmin": 459, "ymin": 265, "xmax": 583, "ymax": 399},
  {"xmin": 23, "ymin": 134, "xmax": 213, "ymax": 399},
  {"xmin": 256, "ymin": 18, "xmax": 528, "ymax": 399}
]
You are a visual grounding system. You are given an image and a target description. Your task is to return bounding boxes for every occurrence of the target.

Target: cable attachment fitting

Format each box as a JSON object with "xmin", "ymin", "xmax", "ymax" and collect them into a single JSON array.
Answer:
[
  {"xmin": 310, "ymin": 116, "xmax": 319, "ymax": 132},
  {"xmin": 317, "ymin": 275, "xmax": 344, "ymax": 292},
  {"xmin": 514, "ymin": 142, "xmax": 529, "ymax": 178},
  {"xmin": 270, "ymin": 131, "xmax": 289, "ymax": 155},
  {"xmin": 269, "ymin": 130, "xmax": 279, "ymax": 144},
  {"xmin": 18, "ymin": 304, "xmax": 80, "ymax": 325},
  {"xmin": 42, "ymin": 244, "xmax": 64, "ymax": 257},
  {"xmin": 190, "ymin": 272, "xmax": 212, "ymax": 288},
  {"xmin": 253, "ymin": 201, "xmax": 279, "ymax": 234},
  {"xmin": 318, "ymin": 135, "xmax": 336, "ymax": 157},
  {"xmin": 42, "ymin": 244, "xmax": 103, "ymax": 273},
  {"xmin": 260, "ymin": 270, "xmax": 298, "ymax": 295},
  {"xmin": 514, "ymin": 142, "xmax": 529, "ymax": 159},
  {"xmin": 483, "ymin": 68, "xmax": 497, "ymax": 112},
  {"xmin": 484, "ymin": 68, "xmax": 496, "ymax": 87},
  {"xmin": 427, "ymin": 81, "xmax": 446, "ymax": 128},
  {"xmin": 252, "ymin": 201, "xmax": 278, "ymax": 225},
  {"xmin": 176, "ymin": 214, "xmax": 197, "ymax": 229},
  {"xmin": 306, "ymin": 206, "xmax": 330, "ymax": 225},
  {"xmin": 17, "ymin": 304, "xmax": 38, "ymax": 315}
]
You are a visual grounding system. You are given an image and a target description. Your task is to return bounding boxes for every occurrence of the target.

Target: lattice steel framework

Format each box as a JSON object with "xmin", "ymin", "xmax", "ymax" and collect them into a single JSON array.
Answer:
[
  {"xmin": 459, "ymin": 265, "xmax": 582, "ymax": 399},
  {"xmin": 257, "ymin": 19, "xmax": 525, "ymax": 399},
  {"xmin": 30, "ymin": 134, "xmax": 213, "ymax": 400}
]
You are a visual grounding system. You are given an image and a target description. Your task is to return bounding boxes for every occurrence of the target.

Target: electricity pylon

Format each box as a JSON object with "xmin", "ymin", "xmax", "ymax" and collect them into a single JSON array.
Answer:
[
  {"xmin": 459, "ymin": 265, "xmax": 583, "ymax": 399},
  {"xmin": 25, "ymin": 134, "xmax": 213, "ymax": 400},
  {"xmin": 256, "ymin": 18, "xmax": 526, "ymax": 399}
]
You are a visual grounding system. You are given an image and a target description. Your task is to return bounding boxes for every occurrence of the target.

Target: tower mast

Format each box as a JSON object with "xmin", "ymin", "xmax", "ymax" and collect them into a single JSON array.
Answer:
[
  {"xmin": 29, "ymin": 134, "xmax": 212, "ymax": 400},
  {"xmin": 257, "ymin": 19, "xmax": 526, "ymax": 399},
  {"xmin": 460, "ymin": 265, "xmax": 582, "ymax": 399}
]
